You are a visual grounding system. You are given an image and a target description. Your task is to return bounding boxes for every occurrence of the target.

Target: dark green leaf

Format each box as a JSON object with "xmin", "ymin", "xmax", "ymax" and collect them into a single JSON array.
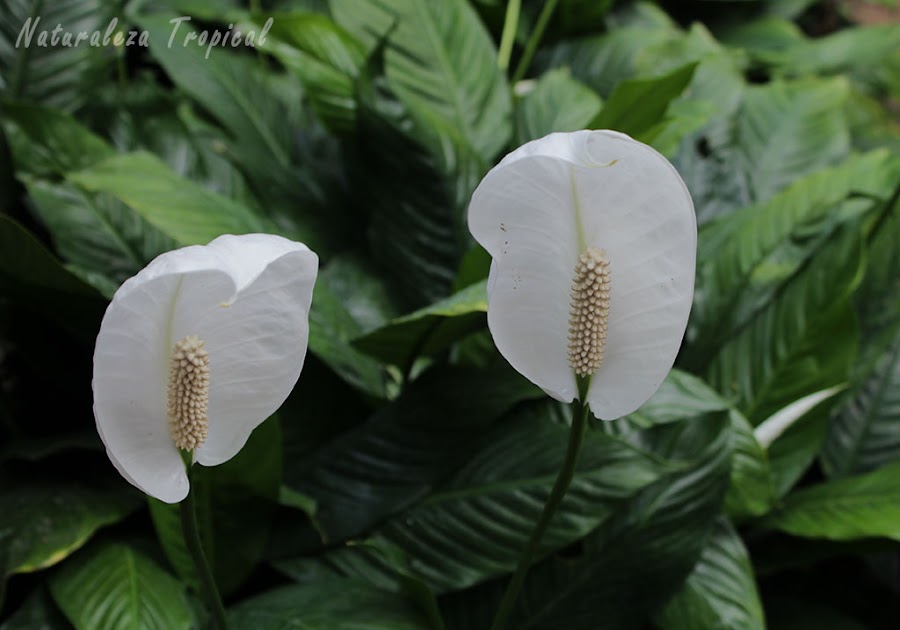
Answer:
[
  {"xmin": 251, "ymin": 12, "xmax": 365, "ymax": 132},
  {"xmin": 591, "ymin": 62, "xmax": 697, "ymax": 140},
  {"xmin": 822, "ymin": 334, "xmax": 900, "ymax": 477},
  {"xmin": 0, "ymin": 587, "xmax": 68, "ymax": 630},
  {"xmin": 0, "ymin": 477, "xmax": 139, "ymax": 584},
  {"xmin": 308, "ymin": 280, "xmax": 392, "ymax": 398},
  {"xmin": 654, "ymin": 518, "xmax": 765, "ymax": 630},
  {"xmin": 689, "ymin": 150, "xmax": 899, "ymax": 365},
  {"xmin": 353, "ymin": 280, "xmax": 487, "ymax": 369},
  {"xmin": 706, "ymin": 223, "xmax": 864, "ymax": 425},
  {"xmin": 49, "ymin": 543, "xmax": 192, "ymax": 630},
  {"xmin": 331, "ymin": 0, "xmax": 512, "ymax": 162},
  {"xmin": 228, "ymin": 579, "xmax": 429, "ymax": 629},
  {"xmin": 500, "ymin": 412, "xmax": 733, "ymax": 628},
  {"xmin": 0, "ymin": 214, "xmax": 105, "ymax": 336},
  {"xmin": 280, "ymin": 365, "xmax": 542, "ymax": 545},
  {"xmin": 726, "ymin": 410, "xmax": 775, "ymax": 520},
  {"xmin": 149, "ymin": 418, "xmax": 282, "ymax": 595},
  {"xmin": 1, "ymin": 102, "xmax": 113, "ymax": 175}
]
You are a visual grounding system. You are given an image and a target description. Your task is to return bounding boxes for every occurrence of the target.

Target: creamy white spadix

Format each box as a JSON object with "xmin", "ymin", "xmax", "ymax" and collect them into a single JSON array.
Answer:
[
  {"xmin": 93, "ymin": 234, "xmax": 318, "ymax": 503},
  {"xmin": 468, "ymin": 130, "xmax": 696, "ymax": 419}
]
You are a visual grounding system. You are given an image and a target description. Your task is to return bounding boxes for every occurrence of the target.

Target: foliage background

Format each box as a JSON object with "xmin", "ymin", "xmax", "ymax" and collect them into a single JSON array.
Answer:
[{"xmin": 0, "ymin": 0, "xmax": 899, "ymax": 627}]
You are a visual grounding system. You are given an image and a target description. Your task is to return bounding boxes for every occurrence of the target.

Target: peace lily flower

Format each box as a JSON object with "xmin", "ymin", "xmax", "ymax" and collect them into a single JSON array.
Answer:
[
  {"xmin": 93, "ymin": 234, "xmax": 318, "ymax": 503},
  {"xmin": 468, "ymin": 130, "xmax": 696, "ymax": 419}
]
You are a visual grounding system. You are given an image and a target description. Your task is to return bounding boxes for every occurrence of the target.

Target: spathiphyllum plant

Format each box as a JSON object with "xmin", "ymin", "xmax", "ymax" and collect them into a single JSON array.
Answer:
[
  {"xmin": 468, "ymin": 130, "xmax": 697, "ymax": 628},
  {"xmin": 92, "ymin": 233, "xmax": 318, "ymax": 628}
]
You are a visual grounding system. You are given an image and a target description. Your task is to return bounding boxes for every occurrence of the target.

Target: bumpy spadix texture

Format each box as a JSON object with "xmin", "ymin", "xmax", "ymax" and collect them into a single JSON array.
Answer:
[
  {"xmin": 93, "ymin": 234, "xmax": 318, "ymax": 503},
  {"xmin": 468, "ymin": 130, "xmax": 696, "ymax": 420},
  {"xmin": 568, "ymin": 248, "xmax": 611, "ymax": 376},
  {"xmin": 167, "ymin": 335, "xmax": 210, "ymax": 451}
]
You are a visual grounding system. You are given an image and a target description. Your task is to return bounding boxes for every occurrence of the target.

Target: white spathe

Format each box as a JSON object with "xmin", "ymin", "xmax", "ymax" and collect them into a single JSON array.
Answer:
[
  {"xmin": 468, "ymin": 130, "xmax": 696, "ymax": 420},
  {"xmin": 93, "ymin": 234, "xmax": 318, "ymax": 503}
]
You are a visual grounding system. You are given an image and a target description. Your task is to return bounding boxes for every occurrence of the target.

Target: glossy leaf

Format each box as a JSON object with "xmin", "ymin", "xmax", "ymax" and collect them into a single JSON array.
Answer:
[
  {"xmin": 591, "ymin": 62, "xmax": 697, "ymax": 139},
  {"xmin": 228, "ymin": 579, "xmax": 428, "ymax": 629},
  {"xmin": 281, "ymin": 365, "xmax": 542, "ymax": 545},
  {"xmin": 706, "ymin": 224, "xmax": 863, "ymax": 425},
  {"xmin": 0, "ymin": 477, "xmax": 139, "ymax": 586},
  {"xmin": 655, "ymin": 518, "xmax": 765, "ymax": 630},
  {"xmin": 148, "ymin": 418, "xmax": 282, "ymax": 595},
  {"xmin": 761, "ymin": 461, "xmax": 900, "ymax": 541},
  {"xmin": 354, "ymin": 280, "xmax": 487, "ymax": 369},
  {"xmin": 331, "ymin": 0, "xmax": 512, "ymax": 163},
  {"xmin": 49, "ymin": 543, "xmax": 192, "ymax": 630}
]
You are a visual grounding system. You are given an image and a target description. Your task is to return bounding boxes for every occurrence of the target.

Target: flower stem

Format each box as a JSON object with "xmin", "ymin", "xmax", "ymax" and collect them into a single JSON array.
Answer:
[
  {"xmin": 180, "ymin": 469, "xmax": 229, "ymax": 630},
  {"xmin": 497, "ymin": 0, "xmax": 522, "ymax": 72},
  {"xmin": 512, "ymin": 0, "xmax": 560, "ymax": 83},
  {"xmin": 489, "ymin": 389, "xmax": 591, "ymax": 630}
]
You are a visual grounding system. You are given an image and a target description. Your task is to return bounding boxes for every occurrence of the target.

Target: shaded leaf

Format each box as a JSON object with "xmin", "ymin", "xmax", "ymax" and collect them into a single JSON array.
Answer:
[
  {"xmin": 655, "ymin": 518, "xmax": 765, "ymax": 630},
  {"xmin": 353, "ymin": 280, "xmax": 487, "ymax": 369},
  {"xmin": 0, "ymin": 477, "xmax": 140, "ymax": 584},
  {"xmin": 149, "ymin": 418, "xmax": 282, "ymax": 595},
  {"xmin": 228, "ymin": 579, "xmax": 428, "ymax": 629}
]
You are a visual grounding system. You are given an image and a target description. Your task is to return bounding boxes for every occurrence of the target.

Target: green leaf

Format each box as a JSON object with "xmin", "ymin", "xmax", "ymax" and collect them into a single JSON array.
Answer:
[
  {"xmin": 760, "ymin": 24, "xmax": 900, "ymax": 87},
  {"xmin": 308, "ymin": 280, "xmax": 392, "ymax": 398},
  {"xmin": 49, "ymin": 543, "xmax": 192, "ymax": 630},
  {"xmin": 134, "ymin": 13, "xmax": 341, "ymax": 254},
  {"xmin": 0, "ymin": 587, "xmax": 68, "ymax": 630},
  {"xmin": 733, "ymin": 77, "xmax": 850, "ymax": 205},
  {"xmin": 228, "ymin": 579, "xmax": 429, "ymax": 629},
  {"xmin": 368, "ymin": 406, "xmax": 669, "ymax": 592},
  {"xmin": 330, "ymin": 0, "xmax": 512, "ymax": 163},
  {"xmin": 67, "ymin": 151, "xmax": 268, "ymax": 245},
  {"xmin": 0, "ymin": 477, "xmax": 140, "ymax": 587},
  {"xmin": 626, "ymin": 369, "xmax": 730, "ymax": 427},
  {"xmin": 353, "ymin": 280, "xmax": 487, "ymax": 369},
  {"xmin": 135, "ymin": 14, "xmax": 293, "ymax": 171},
  {"xmin": 22, "ymin": 178, "xmax": 176, "ymax": 289},
  {"xmin": 760, "ymin": 460, "xmax": 900, "ymax": 541},
  {"xmin": 539, "ymin": 16, "xmax": 681, "ymax": 99},
  {"xmin": 251, "ymin": 12, "xmax": 365, "ymax": 132},
  {"xmin": 1, "ymin": 102, "xmax": 113, "ymax": 175},
  {"xmin": 706, "ymin": 223, "xmax": 864, "ymax": 426},
  {"xmin": 514, "ymin": 69, "xmax": 602, "ymax": 145},
  {"xmin": 726, "ymin": 410, "xmax": 775, "ymax": 520},
  {"xmin": 500, "ymin": 412, "xmax": 733, "ymax": 628},
  {"xmin": 0, "ymin": 0, "xmax": 117, "ymax": 111},
  {"xmin": 689, "ymin": 150, "xmax": 900, "ymax": 365},
  {"xmin": 654, "ymin": 518, "xmax": 765, "ymax": 630},
  {"xmin": 0, "ymin": 214, "xmax": 105, "ymax": 336},
  {"xmin": 149, "ymin": 418, "xmax": 282, "ymax": 595},
  {"xmin": 591, "ymin": 62, "xmax": 697, "ymax": 140},
  {"xmin": 351, "ymin": 67, "xmax": 476, "ymax": 306},
  {"xmin": 822, "ymin": 334, "xmax": 900, "ymax": 477},
  {"xmin": 280, "ymin": 365, "xmax": 542, "ymax": 545}
]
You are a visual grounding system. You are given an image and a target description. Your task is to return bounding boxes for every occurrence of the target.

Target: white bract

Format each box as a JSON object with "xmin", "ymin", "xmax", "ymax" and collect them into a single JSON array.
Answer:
[
  {"xmin": 468, "ymin": 130, "xmax": 696, "ymax": 419},
  {"xmin": 93, "ymin": 234, "xmax": 318, "ymax": 503}
]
